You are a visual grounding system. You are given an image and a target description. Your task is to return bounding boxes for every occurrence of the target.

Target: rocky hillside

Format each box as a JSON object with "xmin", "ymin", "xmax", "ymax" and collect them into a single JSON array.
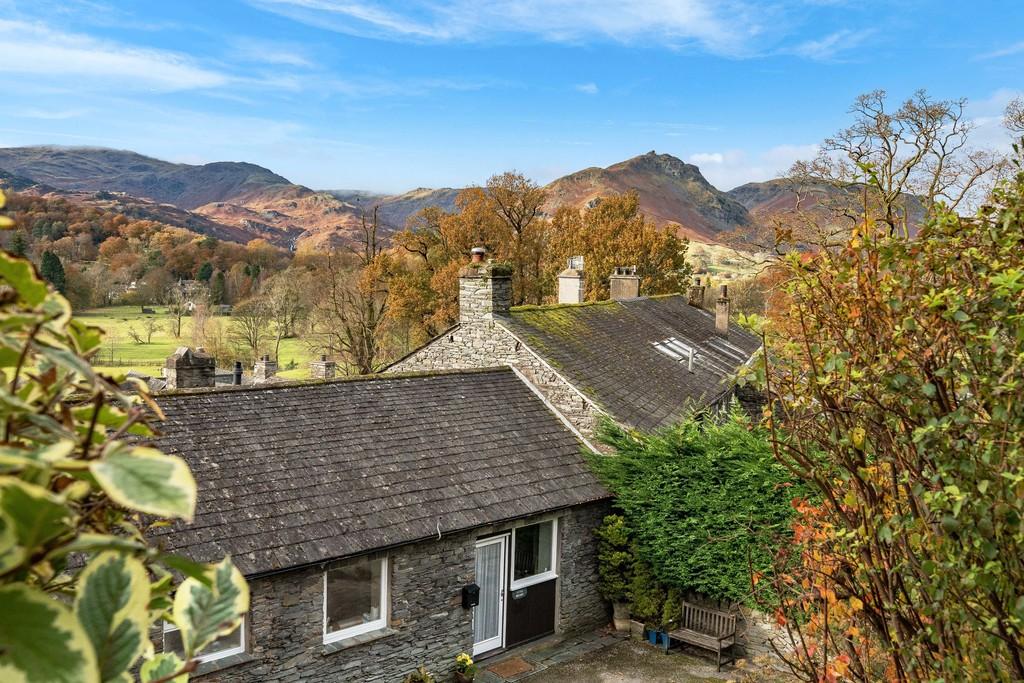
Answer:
[
  {"xmin": 544, "ymin": 151, "xmax": 751, "ymax": 241},
  {"xmin": 1, "ymin": 146, "xmax": 771, "ymax": 248},
  {"xmin": 328, "ymin": 187, "xmax": 461, "ymax": 230}
]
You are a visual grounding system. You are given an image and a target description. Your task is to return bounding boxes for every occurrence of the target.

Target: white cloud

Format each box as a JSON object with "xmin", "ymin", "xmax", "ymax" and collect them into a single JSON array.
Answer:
[
  {"xmin": 964, "ymin": 88, "xmax": 1022, "ymax": 152},
  {"xmin": 976, "ymin": 41, "xmax": 1024, "ymax": 61},
  {"xmin": 249, "ymin": 0, "xmax": 763, "ymax": 56},
  {"xmin": 231, "ymin": 38, "xmax": 315, "ymax": 67},
  {"xmin": 575, "ymin": 82, "xmax": 599, "ymax": 95},
  {"xmin": 0, "ymin": 19, "xmax": 228, "ymax": 91},
  {"xmin": 687, "ymin": 144, "xmax": 818, "ymax": 190},
  {"xmin": 787, "ymin": 28, "xmax": 873, "ymax": 61},
  {"xmin": 689, "ymin": 151, "xmax": 724, "ymax": 164}
]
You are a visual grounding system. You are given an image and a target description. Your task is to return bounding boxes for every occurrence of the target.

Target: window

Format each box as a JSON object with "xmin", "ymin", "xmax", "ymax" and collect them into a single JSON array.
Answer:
[
  {"xmin": 323, "ymin": 556, "xmax": 388, "ymax": 643},
  {"xmin": 511, "ymin": 519, "xmax": 557, "ymax": 589},
  {"xmin": 163, "ymin": 616, "xmax": 245, "ymax": 664}
]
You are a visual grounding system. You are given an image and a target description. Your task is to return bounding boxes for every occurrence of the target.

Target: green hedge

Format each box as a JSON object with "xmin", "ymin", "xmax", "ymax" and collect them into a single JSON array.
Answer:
[{"xmin": 588, "ymin": 407, "xmax": 806, "ymax": 607}]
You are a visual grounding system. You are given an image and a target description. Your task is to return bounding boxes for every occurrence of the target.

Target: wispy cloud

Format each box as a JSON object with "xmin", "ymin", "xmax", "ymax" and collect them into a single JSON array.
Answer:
[
  {"xmin": 575, "ymin": 82, "xmax": 599, "ymax": 95},
  {"xmin": 975, "ymin": 41, "xmax": 1024, "ymax": 61},
  {"xmin": 0, "ymin": 19, "xmax": 228, "ymax": 91},
  {"xmin": 230, "ymin": 37, "xmax": 315, "ymax": 67},
  {"xmin": 248, "ymin": 0, "xmax": 765, "ymax": 56},
  {"xmin": 787, "ymin": 28, "xmax": 873, "ymax": 61}
]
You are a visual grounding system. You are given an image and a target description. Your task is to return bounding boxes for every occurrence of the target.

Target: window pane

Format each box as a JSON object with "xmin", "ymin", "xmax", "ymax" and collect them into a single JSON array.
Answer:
[
  {"xmin": 164, "ymin": 621, "xmax": 242, "ymax": 660},
  {"xmin": 514, "ymin": 521, "xmax": 553, "ymax": 581},
  {"xmin": 326, "ymin": 557, "xmax": 383, "ymax": 634}
]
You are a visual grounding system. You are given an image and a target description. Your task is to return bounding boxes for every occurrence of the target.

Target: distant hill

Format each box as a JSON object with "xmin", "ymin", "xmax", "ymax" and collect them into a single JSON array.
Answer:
[
  {"xmin": 544, "ymin": 151, "xmax": 751, "ymax": 241},
  {"xmin": 328, "ymin": 187, "xmax": 462, "ymax": 230},
  {"xmin": 0, "ymin": 146, "xmax": 770, "ymax": 248},
  {"xmin": 727, "ymin": 178, "xmax": 926, "ymax": 236},
  {"xmin": 0, "ymin": 146, "xmax": 294, "ymax": 209},
  {"xmin": 0, "ymin": 146, "xmax": 387, "ymax": 249}
]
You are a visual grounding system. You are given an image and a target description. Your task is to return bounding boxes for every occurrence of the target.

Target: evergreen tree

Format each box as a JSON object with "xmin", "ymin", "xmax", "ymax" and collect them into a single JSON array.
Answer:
[
  {"xmin": 9, "ymin": 230, "xmax": 27, "ymax": 257},
  {"xmin": 211, "ymin": 270, "xmax": 226, "ymax": 305},
  {"xmin": 197, "ymin": 261, "xmax": 214, "ymax": 282},
  {"xmin": 39, "ymin": 251, "xmax": 66, "ymax": 294}
]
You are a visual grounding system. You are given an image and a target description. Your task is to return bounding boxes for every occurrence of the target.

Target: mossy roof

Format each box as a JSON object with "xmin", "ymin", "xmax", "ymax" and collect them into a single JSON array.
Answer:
[{"xmin": 505, "ymin": 294, "xmax": 760, "ymax": 431}]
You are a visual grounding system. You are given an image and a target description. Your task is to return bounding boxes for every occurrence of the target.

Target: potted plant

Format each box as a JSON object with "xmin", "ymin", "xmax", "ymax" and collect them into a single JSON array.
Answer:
[
  {"xmin": 453, "ymin": 652, "xmax": 477, "ymax": 682},
  {"xmin": 628, "ymin": 556, "xmax": 666, "ymax": 646},
  {"xmin": 595, "ymin": 514, "xmax": 633, "ymax": 631},
  {"xmin": 403, "ymin": 666, "xmax": 435, "ymax": 683}
]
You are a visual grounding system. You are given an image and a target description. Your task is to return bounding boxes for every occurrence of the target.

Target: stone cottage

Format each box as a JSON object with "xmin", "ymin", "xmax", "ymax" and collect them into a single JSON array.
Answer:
[
  {"xmin": 149, "ymin": 367, "xmax": 611, "ymax": 681},
  {"xmin": 387, "ymin": 250, "xmax": 762, "ymax": 438}
]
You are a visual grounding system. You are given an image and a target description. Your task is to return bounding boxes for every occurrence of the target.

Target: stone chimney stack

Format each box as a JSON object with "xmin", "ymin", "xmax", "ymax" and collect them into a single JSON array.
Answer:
[
  {"xmin": 310, "ymin": 354, "xmax": 337, "ymax": 380},
  {"xmin": 459, "ymin": 247, "xmax": 512, "ymax": 323},
  {"xmin": 253, "ymin": 354, "xmax": 278, "ymax": 382},
  {"xmin": 609, "ymin": 266, "xmax": 640, "ymax": 301},
  {"xmin": 715, "ymin": 285, "xmax": 731, "ymax": 337},
  {"xmin": 164, "ymin": 347, "xmax": 215, "ymax": 389},
  {"xmin": 687, "ymin": 275, "xmax": 706, "ymax": 308},
  {"xmin": 557, "ymin": 256, "xmax": 585, "ymax": 304}
]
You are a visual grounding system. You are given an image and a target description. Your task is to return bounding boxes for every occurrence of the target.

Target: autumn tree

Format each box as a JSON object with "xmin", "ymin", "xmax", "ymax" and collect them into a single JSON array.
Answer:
[
  {"xmin": 1006, "ymin": 97, "xmax": 1024, "ymax": 134},
  {"xmin": 749, "ymin": 144, "xmax": 1024, "ymax": 681},
  {"xmin": 486, "ymin": 171, "xmax": 550, "ymax": 305},
  {"xmin": 264, "ymin": 268, "xmax": 311, "ymax": 359},
  {"xmin": 548, "ymin": 191, "xmax": 691, "ymax": 300},
  {"xmin": 305, "ymin": 209, "xmax": 392, "ymax": 374},
  {"xmin": 736, "ymin": 90, "xmax": 1008, "ymax": 259},
  {"xmin": 230, "ymin": 297, "xmax": 271, "ymax": 361}
]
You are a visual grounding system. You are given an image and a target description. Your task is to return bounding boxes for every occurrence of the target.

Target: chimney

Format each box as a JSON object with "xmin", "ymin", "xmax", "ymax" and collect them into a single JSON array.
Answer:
[
  {"xmin": 458, "ymin": 247, "xmax": 512, "ymax": 323},
  {"xmin": 715, "ymin": 285, "xmax": 731, "ymax": 336},
  {"xmin": 233, "ymin": 361, "xmax": 243, "ymax": 385},
  {"xmin": 687, "ymin": 275, "xmax": 706, "ymax": 308},
  {"xmin": 310, "ymin": 354, "xmax": 337, "ymax": 380},
  {"xmin": 253, "ymin": 354, "xmax": 278, "ymax": 382},
  {"xmin": 609, "ymin": 266, "xmax": 640, "ymax": 301},
  {"xmin": 557, "ymin": 256, "xmax": 584, "ymax": 304},
  {"xmin": 163, "ymin": 347, "xmax": 215, "ymax": 389}
]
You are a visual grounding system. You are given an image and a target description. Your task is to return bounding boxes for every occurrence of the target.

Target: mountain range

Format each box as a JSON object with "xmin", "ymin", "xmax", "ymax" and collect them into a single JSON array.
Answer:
[{"xmin": 0, "ymin": 145, "xmax": 804, "ymax": 249}]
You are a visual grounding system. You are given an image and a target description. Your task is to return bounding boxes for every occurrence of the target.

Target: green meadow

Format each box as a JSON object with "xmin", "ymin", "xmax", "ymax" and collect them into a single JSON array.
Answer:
[{"xmin": 77, "ymin": 305, "xmax": 316, "ymax": 380}]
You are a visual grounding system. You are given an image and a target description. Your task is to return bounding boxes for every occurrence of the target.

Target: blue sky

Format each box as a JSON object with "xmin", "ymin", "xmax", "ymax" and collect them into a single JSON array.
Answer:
[{"xmin": 0, "ymin": 0, "xmax": 1021, "ymax": 193}]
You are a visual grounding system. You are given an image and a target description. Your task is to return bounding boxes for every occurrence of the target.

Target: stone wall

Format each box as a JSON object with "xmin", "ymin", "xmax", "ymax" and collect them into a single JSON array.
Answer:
[
  {"xmin": 189, "ymin": 502, "xmax": 609, "ymax": 682},
  {"xmin": 389, "ymin": 320, "xmax": 603, "ymax": 439}
]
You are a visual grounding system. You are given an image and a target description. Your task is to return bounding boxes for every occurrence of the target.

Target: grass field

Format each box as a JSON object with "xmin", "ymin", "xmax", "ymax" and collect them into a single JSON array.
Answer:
[{"xmin": 77, "ymin": 305, "xmax": 316, "ymax": 380}]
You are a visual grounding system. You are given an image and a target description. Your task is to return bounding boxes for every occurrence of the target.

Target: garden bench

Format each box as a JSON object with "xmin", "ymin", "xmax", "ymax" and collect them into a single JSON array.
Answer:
[{"xmin": 662, "ymin": 601, "xmax": 738, "ymax": 671}]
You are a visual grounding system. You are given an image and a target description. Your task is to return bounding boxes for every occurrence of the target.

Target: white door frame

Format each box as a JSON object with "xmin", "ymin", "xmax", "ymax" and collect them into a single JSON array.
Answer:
[{"xmin": 473, "ymin": 534, "xmax": 509, "ymax": 656}]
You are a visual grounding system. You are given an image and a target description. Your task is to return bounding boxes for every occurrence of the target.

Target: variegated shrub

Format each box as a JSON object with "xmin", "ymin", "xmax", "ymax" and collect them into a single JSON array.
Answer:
[{"xmin": 0, "ymin": 188, "xmax": 248, "ymax": 682}]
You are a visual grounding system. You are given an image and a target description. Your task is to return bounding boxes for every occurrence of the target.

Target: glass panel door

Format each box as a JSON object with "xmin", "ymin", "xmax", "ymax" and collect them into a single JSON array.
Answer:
[{"xmin": 473, "ymin": 535, "xmax": 508, "ymax": 655}]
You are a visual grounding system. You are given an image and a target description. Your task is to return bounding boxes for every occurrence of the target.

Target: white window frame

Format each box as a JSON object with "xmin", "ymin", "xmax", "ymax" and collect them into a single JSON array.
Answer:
[
  {"xmin": 509, "ymin": 518, "xmax": 558, "ymax": 590},
  {"xmin": 162, "ymin": 615, "xmax": 246, "ymax": 664},
  {"xmin": 322, "ymin": 556, "xmax": 389, "ymax": 644}
]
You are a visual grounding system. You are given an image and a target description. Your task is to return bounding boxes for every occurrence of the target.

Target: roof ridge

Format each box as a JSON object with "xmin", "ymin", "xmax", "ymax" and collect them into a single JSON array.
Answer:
[{"xmin": 158, "ymin": 365, "xmax": 513, "ymax": 397}]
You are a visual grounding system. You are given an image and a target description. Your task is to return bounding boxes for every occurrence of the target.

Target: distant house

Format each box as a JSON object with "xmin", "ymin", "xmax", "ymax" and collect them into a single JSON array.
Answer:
[
  {"xmin": 149, "ymin": 367, "xmax": 610, "ymax": 681},
  {"xmin": 388, "ymin": 250, "xmax": 761, "ymax": 437}
]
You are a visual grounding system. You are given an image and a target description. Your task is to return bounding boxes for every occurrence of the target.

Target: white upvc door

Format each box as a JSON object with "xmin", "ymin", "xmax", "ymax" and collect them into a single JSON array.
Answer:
[{"xmin": 472, "ymin": 534, "xmax": 508, "ymax": 656}]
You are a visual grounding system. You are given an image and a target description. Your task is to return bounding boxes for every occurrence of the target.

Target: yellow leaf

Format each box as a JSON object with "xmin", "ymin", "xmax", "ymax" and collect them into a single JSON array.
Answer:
[{"xmin": 849, "ymin": 596, "xmax": 863, "ymax": 612}]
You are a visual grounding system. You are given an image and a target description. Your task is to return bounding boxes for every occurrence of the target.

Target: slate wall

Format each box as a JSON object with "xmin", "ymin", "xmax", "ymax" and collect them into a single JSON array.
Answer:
[
  {"xmin": 190, "ymin": 502, "xmax": 609, "ymax": 682},
  {"xmin": 389, "ymin": 320, "xmax": 603, "ymax": 439}
]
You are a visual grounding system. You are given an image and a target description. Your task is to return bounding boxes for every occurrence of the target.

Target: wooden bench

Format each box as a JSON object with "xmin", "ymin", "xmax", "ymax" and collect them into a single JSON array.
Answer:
[{"xmin": 662, "ymin": 601, "xmax": 738, "ymax": 671}]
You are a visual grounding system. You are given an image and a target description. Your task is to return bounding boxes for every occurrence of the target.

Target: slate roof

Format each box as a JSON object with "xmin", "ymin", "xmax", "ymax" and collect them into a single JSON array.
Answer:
[
  {"xmin": 502, "ymin": 294, "xmax": 761, "ymax": 431},
  {"xmin": 149, "ymin": 368, "xmax": 609, "ymax": 577}
]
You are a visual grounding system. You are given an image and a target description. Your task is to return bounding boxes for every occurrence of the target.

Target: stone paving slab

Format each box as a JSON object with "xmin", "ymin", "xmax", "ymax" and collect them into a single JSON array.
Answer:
[{"xmin": 479, "ymin": 629, "xmax": 756, "ymax": 683}]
